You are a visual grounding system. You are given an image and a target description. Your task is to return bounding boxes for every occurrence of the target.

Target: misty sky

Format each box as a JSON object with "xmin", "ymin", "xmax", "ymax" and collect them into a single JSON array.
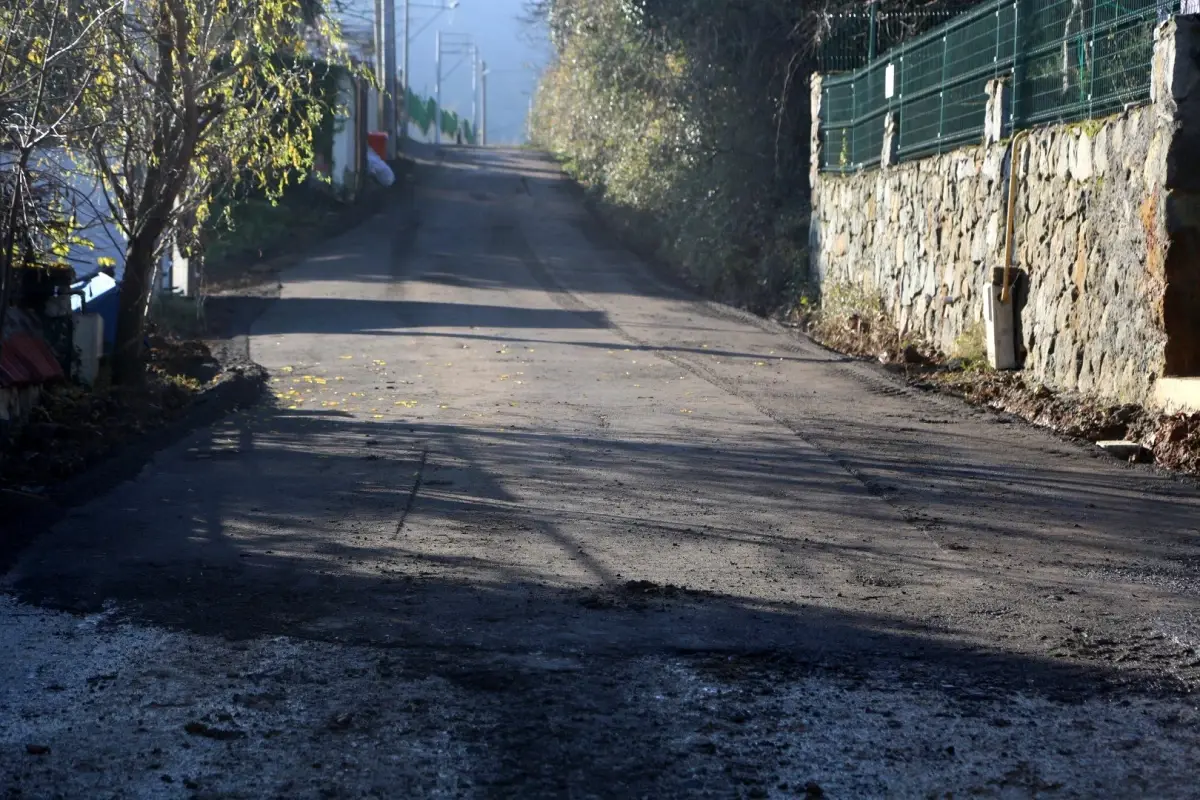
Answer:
[{"xmin": 339, "ymin": 0, "xmax": 551, "ymax": 145}]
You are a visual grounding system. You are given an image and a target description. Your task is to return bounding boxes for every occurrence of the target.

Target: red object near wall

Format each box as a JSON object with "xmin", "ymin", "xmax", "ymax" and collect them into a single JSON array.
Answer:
[
  {"xmin": 367, "ymin": 132, "xmax": 388, "ymax": 160},
  {"xmin": 0, "ymin": 333, "xmax": 64, "ymax": 388}
]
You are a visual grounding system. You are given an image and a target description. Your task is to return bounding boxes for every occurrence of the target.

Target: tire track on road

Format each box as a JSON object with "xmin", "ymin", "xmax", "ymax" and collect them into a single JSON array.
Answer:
[{"xmin": 502, "ymin": 221, "xmax": 948, "ymax": 551}]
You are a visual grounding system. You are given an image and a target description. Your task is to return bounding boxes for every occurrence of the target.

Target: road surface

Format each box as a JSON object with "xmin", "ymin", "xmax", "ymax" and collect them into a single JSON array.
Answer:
[{"xmin": 3, "ymin": 147, "xmax": 1200, "ymax": 798}]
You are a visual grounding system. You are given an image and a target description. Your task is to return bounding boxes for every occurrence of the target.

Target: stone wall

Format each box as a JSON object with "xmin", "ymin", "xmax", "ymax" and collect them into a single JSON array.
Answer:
[{"xmin": 809, "ymin": 17, "xmax": 1200, "ymax": 406}]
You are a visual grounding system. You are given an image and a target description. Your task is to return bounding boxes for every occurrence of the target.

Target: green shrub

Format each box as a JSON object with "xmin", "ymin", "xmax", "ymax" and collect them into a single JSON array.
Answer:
[
  {"xmin": 951, "ymin": 321, "xmax": 989, "ymax": 369},
  {"xmin": 530, "ymin": 0, "xmax": 817, "ymax": 310}
]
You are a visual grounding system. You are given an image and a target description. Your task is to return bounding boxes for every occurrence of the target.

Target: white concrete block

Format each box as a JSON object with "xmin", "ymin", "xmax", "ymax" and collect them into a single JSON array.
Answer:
[
  {"xmin": 984, "ymin": 281, "xmax": 1017, "ymax": 370},
  {"xmin": 1154, "ymin": 377, "xmax": 1200, "ymax": 413},
  {"xmin": 73, "ymin": 313, "xmax": 104, "ymax": 386},
  {"xmin": 1096, "ymin": 440, "xmax": 1148, "ymax": 461}
]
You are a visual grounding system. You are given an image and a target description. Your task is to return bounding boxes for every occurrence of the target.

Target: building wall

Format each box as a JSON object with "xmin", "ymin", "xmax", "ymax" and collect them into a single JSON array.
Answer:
[{"xmin": 331, "ymin": 71, "xmax": 366, "ymax": 199}]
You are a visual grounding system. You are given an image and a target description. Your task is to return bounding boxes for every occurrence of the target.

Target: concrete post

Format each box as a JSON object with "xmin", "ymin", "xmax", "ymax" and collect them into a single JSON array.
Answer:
[
  {"xmin": 984, "ymin": 78, "xmax": 1010, "ymax": 145},
  {"xmin": 809, "ymin": 73, "xmax": 823, "ymax": 189},
  {"xmin": 881, "ymin": 111, "xmax": 898, "ymax": 167},
  {"xmin": 435, "ymin": 31, "xmax": 442, "ymax": 145},
  {"xmin": 984, "ymin": 272, "xmax": 1017, "ymax": 370}
]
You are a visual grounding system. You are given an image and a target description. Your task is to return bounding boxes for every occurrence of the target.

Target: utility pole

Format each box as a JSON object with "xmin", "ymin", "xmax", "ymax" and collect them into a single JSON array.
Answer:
[
  {"xmin": 384, "ymin": 0, "xmax": 398, "ymax": 158},
  {"xmin": 470, "ymin": 48, "xmax": 478, "ymax": 144},
  {"xmin": 480, "ymin": 61, "xmax": 487, "ymax": 146},
  {"xmin": 402, "ymin": 0, "xmax": 410, "ymax": 142},
  {"xmin": 435, "ymin": 30, "xmax": 442, "ymax": 145},
  {"xmin": 374, "ymin": 0, "xmax": 385, "ymax": 133}
]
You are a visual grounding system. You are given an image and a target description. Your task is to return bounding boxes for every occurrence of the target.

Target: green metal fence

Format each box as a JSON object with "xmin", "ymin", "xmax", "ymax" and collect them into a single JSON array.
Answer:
[
  {"xmin": 820, "ymin": 0, "xmax": 1178, "ymax": 173},
  {"xmin": 818, "ymin": 9, "xmax": 960, "ymax": 72}
]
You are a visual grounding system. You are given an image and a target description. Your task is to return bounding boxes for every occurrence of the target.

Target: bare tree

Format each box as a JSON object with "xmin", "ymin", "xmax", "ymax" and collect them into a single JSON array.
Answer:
[{"xmin": 74, "ymin": 0, "xmax": 343, "ymax": 384}]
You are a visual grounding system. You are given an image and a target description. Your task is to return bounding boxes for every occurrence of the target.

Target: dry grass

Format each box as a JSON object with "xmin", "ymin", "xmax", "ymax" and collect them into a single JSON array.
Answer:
[{"xmin": 799, "ymin": 282, "xmax": 936, "ymax": 366}]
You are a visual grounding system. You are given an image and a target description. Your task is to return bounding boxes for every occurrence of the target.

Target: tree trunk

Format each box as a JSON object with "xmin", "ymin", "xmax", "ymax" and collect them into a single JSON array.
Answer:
[{"xmin": 111, "ymin": 226, "xmax": 164, "ymax": 386}]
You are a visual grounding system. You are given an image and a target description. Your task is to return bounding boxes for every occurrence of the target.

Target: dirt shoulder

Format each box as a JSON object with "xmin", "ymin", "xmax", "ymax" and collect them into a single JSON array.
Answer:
[{"xmin": 794, "ymin": 304, "xmax": 1200, "ymax": 479}]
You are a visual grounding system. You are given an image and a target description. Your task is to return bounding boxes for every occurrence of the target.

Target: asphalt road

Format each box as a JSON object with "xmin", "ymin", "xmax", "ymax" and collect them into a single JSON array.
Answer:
[{"xmin": 3, "ymin": 147, "xmax": 1200, "ymax": 798}]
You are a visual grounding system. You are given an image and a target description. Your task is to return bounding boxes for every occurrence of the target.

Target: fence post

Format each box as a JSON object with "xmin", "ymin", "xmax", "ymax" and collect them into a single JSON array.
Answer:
[
  {"xmin": 811, "ymin": 74, "xmax": 824, "ymax": 186},
  {"xmin": 1011, "ymin": 0, "xmax": 1022, "ymax": 131},
  {"xmin": 850, "ymin": 81, "xmax": 857, "ymax": 167},
  {"xmin": 882, "ymin": 111, "xmax": 899, "ymax": 166},
  {"xmin": 869, "ymin": 1, "xmax": 879, "ymax": 61},
  {"xmin": 1087, "ymin": 0, "xmax": 1098, "ymax": 119},
  {"xmin": 985, "ymin": 78, "xmax": 1011, "ymax": 144},
  {"xmin": 897, "ymin": 47, "xmax": 906, "ymax": 160},
  {"xmin": 938, "ymin": 34, "xmax": 948, "ymax": 153}
]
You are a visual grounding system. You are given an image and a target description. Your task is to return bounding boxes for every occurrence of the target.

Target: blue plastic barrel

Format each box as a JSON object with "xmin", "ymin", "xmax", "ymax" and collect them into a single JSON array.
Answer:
[{"xmin": 70, "ymin": 272, "xmax": 119, "ymax": 352}]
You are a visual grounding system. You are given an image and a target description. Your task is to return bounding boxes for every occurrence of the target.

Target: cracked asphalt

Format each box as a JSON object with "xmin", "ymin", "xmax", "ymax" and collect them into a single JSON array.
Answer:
[{"xmin": 3, "ymin": 146, "xmax": 1200, "ymax": 798}]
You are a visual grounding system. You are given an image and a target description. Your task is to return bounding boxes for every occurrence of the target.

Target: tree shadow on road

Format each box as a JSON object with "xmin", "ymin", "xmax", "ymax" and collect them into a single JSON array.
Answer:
[{"xmin": 9, "ymin": 399, "xmax": 1194, "ymax": 702}]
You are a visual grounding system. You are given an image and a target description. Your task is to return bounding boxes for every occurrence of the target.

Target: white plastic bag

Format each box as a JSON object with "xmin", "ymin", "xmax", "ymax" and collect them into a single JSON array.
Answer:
[{"xmin": 366, "ymin": 149, "xmax": 395, "ymax": 187}]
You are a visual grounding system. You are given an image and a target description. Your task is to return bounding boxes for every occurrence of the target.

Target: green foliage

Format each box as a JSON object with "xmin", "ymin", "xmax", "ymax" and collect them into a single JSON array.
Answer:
[
  {"xmin": 201, "ymin": 182, "xmax": 341, "ymax": 279},
  {"xmin": 67, "ymin": 0, "xmax": 359, "ymax": 383},
  {"xmin": 150, "ymin": 291, "xmax": 205, "ymax": 340},
  {"xmin": 531, "ymin": 0, "xmax": 819, "ymax": 310},
  {"xmin": 72, "ymin": 0, "xmax": 359, "ymax": 244},
  {"xmin": 300, "ymin": 58, "xmax": 354, "ymax": 164}
]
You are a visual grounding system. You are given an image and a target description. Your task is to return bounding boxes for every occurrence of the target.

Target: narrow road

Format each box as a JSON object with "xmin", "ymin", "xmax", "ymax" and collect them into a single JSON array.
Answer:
[{"xmin": 4, "ymin": 147, "xmax": 1200, "ymax": 798}]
